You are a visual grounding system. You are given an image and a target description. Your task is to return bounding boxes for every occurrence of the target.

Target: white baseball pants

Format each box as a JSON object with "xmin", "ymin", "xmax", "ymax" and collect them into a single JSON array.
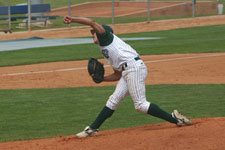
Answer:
[{"xmin": 106, "ymin": 59, "xmax": 150, "ymax": 113}]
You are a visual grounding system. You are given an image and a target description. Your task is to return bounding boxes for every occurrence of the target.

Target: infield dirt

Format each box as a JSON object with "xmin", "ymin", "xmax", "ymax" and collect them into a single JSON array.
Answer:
[
  {"xmin": 0, "ymin": 117, "xmax": 224, "ymax": 150},
  {"xmin": 0, "ymin": 2, "xmax": 225, "ymax": 150}
]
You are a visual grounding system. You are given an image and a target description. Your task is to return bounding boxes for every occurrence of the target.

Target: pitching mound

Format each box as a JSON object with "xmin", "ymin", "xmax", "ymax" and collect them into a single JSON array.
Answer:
[{"xmin": 0, "ymin": 117, "xmax": 224, "ymax": 150}]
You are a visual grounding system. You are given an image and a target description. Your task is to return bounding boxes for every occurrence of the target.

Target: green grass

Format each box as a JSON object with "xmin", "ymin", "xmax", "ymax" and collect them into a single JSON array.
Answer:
[
  {"xmin": 0, "ymin": 84, "xmax": 224, "ymax": 142},
  {"xmin": 0, "ymin": 15, "xmax": 198, "ymax": 33},
  {"xmin": 0, "ymin": 16, "xmax": 194, "ymax": 32},
  {"xmin": 0, "ymin": 24, "xmax": 225, "ymax": 67},
  {"xmin": 127, "ymin": 25, "xmax": 225, "ymax": 55},
  {"xmin": 0, "ymin": 42, "xmax": 100, "ymax": 66},
  {"xmin": 0, "ymin": 0, "xmax": 109, "ymax": 9}
]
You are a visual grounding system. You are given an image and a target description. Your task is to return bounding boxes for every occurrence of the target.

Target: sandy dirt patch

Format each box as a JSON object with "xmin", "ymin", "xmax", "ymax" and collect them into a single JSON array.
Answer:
[
  {"xmin": 0, "ymin": 53, "xmax": 225, "ymax": 89},
  {"xmin": 0, "ymin": 117, "xmax": 224, "ymax": 150},
  {"xmin": 48, "ymin": 1, "xmax": 184, "ymax": 17}
]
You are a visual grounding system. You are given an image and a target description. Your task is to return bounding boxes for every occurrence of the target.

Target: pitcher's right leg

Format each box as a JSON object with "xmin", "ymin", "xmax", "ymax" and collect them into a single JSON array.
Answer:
[{"xmin": 76, "ymin": 77, "xmax": 129, "ymax": 138}]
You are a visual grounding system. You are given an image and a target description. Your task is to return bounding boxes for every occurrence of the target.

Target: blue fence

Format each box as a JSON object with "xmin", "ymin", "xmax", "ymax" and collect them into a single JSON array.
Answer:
[{"xmin": 0, "ymin": 4, "xmax": 51, "ymax": 15}]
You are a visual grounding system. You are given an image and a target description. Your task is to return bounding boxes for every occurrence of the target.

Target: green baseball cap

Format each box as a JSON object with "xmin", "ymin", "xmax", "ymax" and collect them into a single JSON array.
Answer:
[{"xmin": 102, "ymin": 25, "xmax": 114, "ymax": 33}]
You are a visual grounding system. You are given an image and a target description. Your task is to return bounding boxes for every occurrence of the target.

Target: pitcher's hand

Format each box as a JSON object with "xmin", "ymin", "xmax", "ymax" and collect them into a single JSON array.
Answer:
[{"xmin": 64, "ymin": 16, "xmax": 73, "ymax": 24}]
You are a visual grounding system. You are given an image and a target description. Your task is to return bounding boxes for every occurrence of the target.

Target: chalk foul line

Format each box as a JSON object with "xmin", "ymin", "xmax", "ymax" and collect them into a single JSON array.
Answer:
[{"xmin": 0, "ymin": 53, "xmax": 225, "ymax": 77}]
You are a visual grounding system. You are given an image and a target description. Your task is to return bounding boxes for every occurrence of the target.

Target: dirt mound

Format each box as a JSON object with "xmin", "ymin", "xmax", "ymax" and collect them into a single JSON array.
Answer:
[{"xmin": 0, "ymin": 117, "xmax": 224, "ymax": 150}]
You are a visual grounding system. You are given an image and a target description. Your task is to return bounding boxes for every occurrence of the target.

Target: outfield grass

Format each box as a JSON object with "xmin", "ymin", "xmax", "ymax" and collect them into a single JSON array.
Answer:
[
  {"xmin": 0, "ymin": 15, "xmax": 195, "ymax": 32},
  {"xmin": 0, "ymin": 84, "xmax": 224, "ymax": 142},
  {"xmin": 0, "ymin": 24, "xmax": 225, "ymax": 67},
  {"xmin": 0, "ymin": 15, "xmax": 201, "ymax": 32}
]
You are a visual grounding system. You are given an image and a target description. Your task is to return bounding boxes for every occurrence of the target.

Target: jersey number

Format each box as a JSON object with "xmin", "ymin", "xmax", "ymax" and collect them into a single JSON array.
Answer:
[{"xmin": 102, "ymin": 49, "xmax": 109, "ymax": 59}]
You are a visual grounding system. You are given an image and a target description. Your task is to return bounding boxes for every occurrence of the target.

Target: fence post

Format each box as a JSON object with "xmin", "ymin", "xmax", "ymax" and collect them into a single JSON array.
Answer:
[
  {"xmin": 68, "ymin": 0, "xmax": 71, "ymax": 16},
  {"xmin": 112, "ymin": 0, "xmax": 114, "ymax": 24},
  {"xmin": 68, "ymin": 0, "xmax": 71, "ymax": 27},
  {"xmin": 8, "ymin": 0, "xmax": 11, "ymax": 31},
  {"xmin": 192, "ymin": 0, "xmax": 196, "ymax": 17},
  {"xmin": 147, "ymin": 0, "xmax": 151, "ymax": 22},
  {"xmin": 28, "ymin": 0, "xmax": 31, "ymax": 31}
]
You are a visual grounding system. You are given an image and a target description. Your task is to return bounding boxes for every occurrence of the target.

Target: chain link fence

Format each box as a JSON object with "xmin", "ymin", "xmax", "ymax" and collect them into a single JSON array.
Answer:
[{"xmin": 0, "ymin": 0, "xmax": 223, "ymax": 33}]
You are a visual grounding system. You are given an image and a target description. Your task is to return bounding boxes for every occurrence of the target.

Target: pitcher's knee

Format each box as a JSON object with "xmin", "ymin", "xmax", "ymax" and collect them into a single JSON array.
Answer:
[{"xmin": 135, "ymin": 101, "xmax": 150, "ymax": 113}]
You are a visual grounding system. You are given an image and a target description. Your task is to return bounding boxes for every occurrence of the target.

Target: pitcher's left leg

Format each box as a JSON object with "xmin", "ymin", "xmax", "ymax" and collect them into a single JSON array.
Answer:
[{"xmin": 127, "ymin": 64, "xmax": 178, "ymax": 124}]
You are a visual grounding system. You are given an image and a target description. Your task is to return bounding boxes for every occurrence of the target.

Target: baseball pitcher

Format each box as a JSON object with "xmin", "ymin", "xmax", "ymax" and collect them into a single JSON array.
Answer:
[{"xmin": 63, "ymin": 16, "xmax": 192, "ymax": 138}]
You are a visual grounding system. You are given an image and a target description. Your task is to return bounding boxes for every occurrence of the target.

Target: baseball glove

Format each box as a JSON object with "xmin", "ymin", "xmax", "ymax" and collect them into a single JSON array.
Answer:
[{"xmin": 88, "ymin": 58, "xmax": 104, "ymax": 83}]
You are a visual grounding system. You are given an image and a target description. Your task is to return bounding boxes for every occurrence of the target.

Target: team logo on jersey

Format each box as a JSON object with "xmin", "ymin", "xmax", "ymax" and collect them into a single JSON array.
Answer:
[{"xmin": 102, "ymin": 49, "xmax": 109, "ymax": 59}]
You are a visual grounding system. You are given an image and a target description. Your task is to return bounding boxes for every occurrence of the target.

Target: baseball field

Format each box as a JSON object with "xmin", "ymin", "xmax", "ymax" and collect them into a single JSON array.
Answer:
[{"xmin": 0, "ymin": 1, "xmax": 225, "ymax": 150}]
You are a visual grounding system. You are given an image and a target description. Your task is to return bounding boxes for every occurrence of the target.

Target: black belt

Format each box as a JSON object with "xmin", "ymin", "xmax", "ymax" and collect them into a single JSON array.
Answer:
[
  {"xmin": 122, "ymin": 57, "xmax": 141, "ymax": 70},
  {"xmin": 134, "ymin": 57, "xmax": 140, "ymax": 61}
]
